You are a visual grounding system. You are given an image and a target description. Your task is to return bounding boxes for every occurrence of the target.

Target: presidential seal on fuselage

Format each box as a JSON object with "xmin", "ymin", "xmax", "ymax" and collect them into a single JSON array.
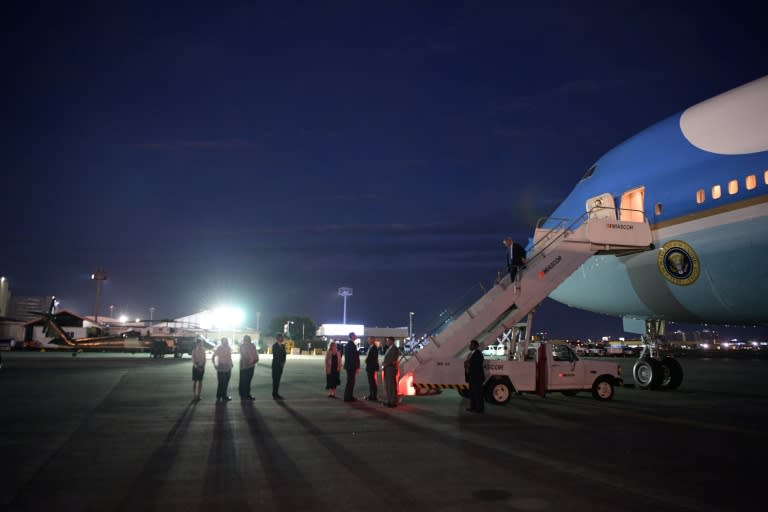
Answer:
[{"xmin": 657, "ymin": 240, "xmax": 700, "ymax": 286}]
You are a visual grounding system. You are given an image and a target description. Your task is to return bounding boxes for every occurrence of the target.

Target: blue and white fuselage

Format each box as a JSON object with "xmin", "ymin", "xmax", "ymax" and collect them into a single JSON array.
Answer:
[{"xmin": 545, "ymin": 76, "xmax": 768, "ymax": 326}]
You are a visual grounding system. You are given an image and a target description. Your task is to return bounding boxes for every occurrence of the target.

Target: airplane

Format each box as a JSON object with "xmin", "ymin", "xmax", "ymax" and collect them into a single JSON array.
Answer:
[
  {"xmin": 399, "ymin": 74, "xmax": 767, "ymax": 396},
  {"xmin": 540, "ymin": 74, "xmax": 768, "ymax": 389},
  {"xmin": 29, "ymin": 298, "xmax": 215, "ymax": 357}
]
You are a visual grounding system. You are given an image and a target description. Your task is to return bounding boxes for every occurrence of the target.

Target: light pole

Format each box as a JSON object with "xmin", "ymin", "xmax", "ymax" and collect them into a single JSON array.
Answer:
[
  {"xmin": 91, "ymin": 269, "xmax": 108, "ymax": 324},
  {"xmin": 256, "ymin": 311, "xmax": 261, "ymax": 332},
  {"xmin": 409, "ymin": 311, "xmax": 414, "ymax": 339},
  {"xmin": 338, "ymin": 287, "xmax": 353, "ymax": 324},
  {"xmin": 109, "ymin": 304, "xmax": 115, "ymax": 319},
  {"xmin": 149, "ymin": 307, "xmax": 155, "ymax": 322}
]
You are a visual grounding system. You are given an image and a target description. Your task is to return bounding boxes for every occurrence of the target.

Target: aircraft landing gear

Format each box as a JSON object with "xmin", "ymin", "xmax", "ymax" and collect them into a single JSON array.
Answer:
[{"xmin": 632, "ymin": 319, "xmax": 683, "ymax": 390}]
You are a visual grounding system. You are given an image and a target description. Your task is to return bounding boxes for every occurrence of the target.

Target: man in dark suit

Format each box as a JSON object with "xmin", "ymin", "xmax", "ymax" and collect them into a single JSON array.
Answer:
[
  {"xmin": 364, "ymin": 336, "xmax": 380, "ymax": 401},
  {"xmin": 343, "ymin": 332, "xmax": 360, "ymax": 401},
  {"xmin": 504, "ymin": 238, "xmax": 527, "ymax": 285},
  {"xmin": 381, "ymin": 336, "xmax": 400, "ymax": 407},
  {"xmin": 464, "ymin": 339, "xmax": 486, "ymax": 413},
  {"xmin": 271, "ymin": 334, "xmax": 286, "ymax": 400}
]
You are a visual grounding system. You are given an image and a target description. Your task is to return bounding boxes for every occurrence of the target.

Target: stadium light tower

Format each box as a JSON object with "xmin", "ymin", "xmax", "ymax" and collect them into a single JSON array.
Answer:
[
  {"xmin": 338, "ymin": 287, "xmax": 353, "ymax": 325},
  {"xmin": 91, "ymin": 268, "xmax": 108, "ymax": 324}
]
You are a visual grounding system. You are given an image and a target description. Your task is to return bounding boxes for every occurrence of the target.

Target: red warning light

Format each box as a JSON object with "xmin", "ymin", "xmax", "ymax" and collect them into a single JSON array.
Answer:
[{"xmin": 398, "ymin": 372, "xmax": 416, "ymax": 396}]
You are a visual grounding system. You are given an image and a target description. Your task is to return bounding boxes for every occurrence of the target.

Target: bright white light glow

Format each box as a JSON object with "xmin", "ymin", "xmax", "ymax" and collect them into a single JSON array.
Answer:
[
  {"xmin": 317, "ymin": 324, "xmax": 365, "ymax": 337},
  {"xmin": 119, "ymin": 315, "xmax": 128, "ymax": 323},
  {"xmin": 211, "ymin": 307, "xmax": 245, "ymax": 329}
]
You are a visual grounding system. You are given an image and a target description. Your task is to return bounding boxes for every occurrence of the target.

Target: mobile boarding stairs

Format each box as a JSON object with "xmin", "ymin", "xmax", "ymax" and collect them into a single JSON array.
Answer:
[{"xmin": 398, "ymin": 209, "xmax": 653, "ymax": 395}]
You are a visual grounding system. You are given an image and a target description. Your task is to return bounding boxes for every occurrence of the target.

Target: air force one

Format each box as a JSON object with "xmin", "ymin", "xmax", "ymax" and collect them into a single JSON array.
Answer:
[
  {"xmin": 541, "ymin": 74, "xmax": 768, "ymax": 389},
  {"xmin": 547, "ymin": 75, "xmax": 768, "ymax": 326},
  {"xmin": 399, "ymin": 75, "xmax": 768, "ymax": 394}
]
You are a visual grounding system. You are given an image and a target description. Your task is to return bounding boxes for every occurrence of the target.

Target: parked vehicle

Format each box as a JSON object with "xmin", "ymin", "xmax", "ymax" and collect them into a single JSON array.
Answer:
[{"xmin": 412, "ymin": 341, "xmax": 622, "ymax": 403}]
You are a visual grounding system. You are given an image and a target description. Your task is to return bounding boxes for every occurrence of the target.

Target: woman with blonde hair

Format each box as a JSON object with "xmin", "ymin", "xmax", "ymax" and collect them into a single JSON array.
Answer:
[{"xmin": 324, "ymin": 341, "xmax": 342, "ymax": 398}]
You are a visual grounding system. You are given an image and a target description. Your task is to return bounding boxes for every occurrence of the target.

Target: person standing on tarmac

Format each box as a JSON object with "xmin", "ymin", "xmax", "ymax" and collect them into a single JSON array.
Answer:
[
  {"xmin": 382, "ymin": 336, "xmax": 400, "ymax": 407},
  {"xmin": 324, "ymin": 341, "xmax": 342, "ymax": 398},
  {"xmin": 343, "ymin": 332, "xmax": 360, "ymax": 401},
  {"xmin": 271, "ymin": 334, "xmax": 286, "ymax": 400},
  {"xmin": 212, "ymin": 337, "xmax": 233, "ymax": 403},
  {"xmin": 239, "ymin": 335, "xmax": 259, "ymax": 400},
  {"xmin": 464, "ymin": 339, "xmax": 485, "ymax": 413},
  {"xmin": 364, "ymin": 336, "xmax": 380, "ymax": 401},
  {"xmin": 191, "ymin": 339, "xmax": 206, "ymax": 401}
]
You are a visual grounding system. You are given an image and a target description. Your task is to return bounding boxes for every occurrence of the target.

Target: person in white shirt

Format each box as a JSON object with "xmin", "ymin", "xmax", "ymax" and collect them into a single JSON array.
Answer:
[
  {"xmin": 212, "ymin": 337, "xmax": 234, "ymax": 403},
  {"xmin": 191, "ymin": 339, "xmax": 207, "ymax": 401},
  {"xmin": 239, "ymin": 335, "xmax": 259, "ymax": 400}
]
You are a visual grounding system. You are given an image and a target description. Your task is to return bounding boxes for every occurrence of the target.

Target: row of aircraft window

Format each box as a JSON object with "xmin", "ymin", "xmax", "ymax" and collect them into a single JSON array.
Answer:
[{"xmin": 695, "ymin": 170, "xmax": 768, "ymax": 204}]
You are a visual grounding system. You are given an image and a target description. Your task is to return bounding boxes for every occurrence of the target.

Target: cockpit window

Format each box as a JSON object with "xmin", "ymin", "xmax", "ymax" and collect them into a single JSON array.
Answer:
[{"xmin": 580, "ymin": 164, "xmax": 597, "ymax": 181}]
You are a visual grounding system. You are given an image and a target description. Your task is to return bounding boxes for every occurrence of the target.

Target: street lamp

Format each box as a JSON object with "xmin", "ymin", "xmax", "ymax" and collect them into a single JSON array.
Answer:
[
  {"xmin": 109, "ymin": 304, "xmax": 115, "ymax": 319},
  {"xmin": 149, "ymin": 307, "xmax": 155, "ymax": 321},
  {"xmin": 91, "ymin": 268, "xmax": 108, "ymax": 324},
  {"xmin": 409, "ymin": 311, "xmax": 414, "ymax": 339},
  {"xmin": 338, "ymin": 287, "xmax": 353, "ymax": 324}
]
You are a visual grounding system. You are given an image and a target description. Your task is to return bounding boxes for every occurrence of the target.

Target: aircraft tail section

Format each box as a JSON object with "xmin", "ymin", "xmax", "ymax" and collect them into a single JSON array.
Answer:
[{"xmin": 42, "ymin": 315, "xmax": 77, "ymax": 346}]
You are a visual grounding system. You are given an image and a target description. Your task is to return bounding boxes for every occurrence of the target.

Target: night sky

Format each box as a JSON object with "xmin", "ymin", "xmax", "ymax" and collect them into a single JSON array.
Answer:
[{"xmin": 3, "ymin": 1, "xmax": 767, "ymax": 338}]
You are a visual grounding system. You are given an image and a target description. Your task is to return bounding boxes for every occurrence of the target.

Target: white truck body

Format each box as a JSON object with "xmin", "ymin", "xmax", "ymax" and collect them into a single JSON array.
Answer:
[{"xmin": 411, "ymin": 341, "xmax": 622, "ymax": 402}]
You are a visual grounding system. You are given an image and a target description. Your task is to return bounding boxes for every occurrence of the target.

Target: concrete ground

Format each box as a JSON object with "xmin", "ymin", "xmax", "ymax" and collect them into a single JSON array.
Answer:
[{"xmin": 1, "ymin": 352, "xmax": 766, "ymax": 511}]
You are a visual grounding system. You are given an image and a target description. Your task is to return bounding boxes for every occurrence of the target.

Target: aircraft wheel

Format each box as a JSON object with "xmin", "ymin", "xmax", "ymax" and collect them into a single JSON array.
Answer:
[
  {"xmin": 457, "ymin": 388, "xmax": 469, "ymax": 398},
  {"xmin": 660, "ymin": 357, "xmax": 683, "ymax": 390},
  {"xmin": 633, "ymin": 358, "xmax": 664, "ymax": 389},
  {"xmin": 485, "ymin": 379, "xmax": 512, "ymax": 405},
  {"xmin": 591, "ymin": 376, "xmax": 614, "ymax": 400}
]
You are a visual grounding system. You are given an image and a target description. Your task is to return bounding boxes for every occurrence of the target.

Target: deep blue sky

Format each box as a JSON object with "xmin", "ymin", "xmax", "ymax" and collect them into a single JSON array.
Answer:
[{"xmin": 2, "ymin": 1, "xmax": 766, "ymax": 338}]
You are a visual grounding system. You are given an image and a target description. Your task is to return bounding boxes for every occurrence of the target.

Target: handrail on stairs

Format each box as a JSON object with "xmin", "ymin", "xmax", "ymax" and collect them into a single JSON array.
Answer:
[{"xmin": 400, "ymin": 206, "xmax": 650, "ymax": 367}]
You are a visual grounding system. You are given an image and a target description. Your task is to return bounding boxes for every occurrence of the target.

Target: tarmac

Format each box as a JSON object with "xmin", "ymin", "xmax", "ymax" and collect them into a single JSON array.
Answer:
[{"xmin": 1, "ymin": 351, "xmax": 767, "ymax": 512}]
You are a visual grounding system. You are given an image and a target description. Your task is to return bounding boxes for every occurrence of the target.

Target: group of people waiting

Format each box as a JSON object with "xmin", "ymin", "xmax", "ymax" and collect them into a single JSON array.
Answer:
[
  {"xmin": 324, "ymin": 332, "xmax": 400, "ymax": 407},
  {"xmin": 191, "ymin": 333, "xmax": 286, "ymax": 402},
  {"xmin": 190, "ymin": 331, "xmax": 399, "ymax": 407}
]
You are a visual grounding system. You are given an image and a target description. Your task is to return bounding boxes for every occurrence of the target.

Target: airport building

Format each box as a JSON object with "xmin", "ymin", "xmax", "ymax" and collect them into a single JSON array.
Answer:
[{"xmin": 316, "ymin": 323, "xmax": 409, "ymax": 346}]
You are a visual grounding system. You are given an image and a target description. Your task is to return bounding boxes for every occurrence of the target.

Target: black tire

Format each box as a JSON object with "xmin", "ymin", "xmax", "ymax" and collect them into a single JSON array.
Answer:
[
  {"xmin": 633, "ymin": 358, "xmax": 664, "ymax": 389},
  {"xmin": 485, "ymin": 379, "xmax": 512, "ymax": 405},
  {"xmin": 660, "ymin": 357, "xmax": 683, "ymax": 390},
  {"xmin": 591, "ymin": 376, "xmax": 615, "ymax": 400}
]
